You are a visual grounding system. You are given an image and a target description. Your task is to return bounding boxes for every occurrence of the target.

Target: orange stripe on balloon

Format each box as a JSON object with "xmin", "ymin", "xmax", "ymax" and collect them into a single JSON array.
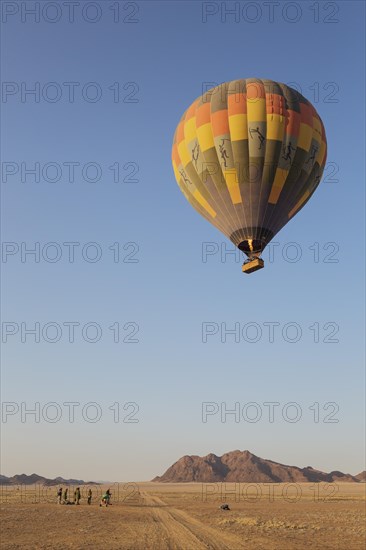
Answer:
[
  {"xmin": 211, "ymin": 109, "xmax": 229, "ymax": 136},
  {"xmin": 186, "ymin": 99, "xmax": 198, "ymax": 120},
  {"xmin": 196, "ymin": 102, "xmax": 211, "ymax": 127},
  {"xmin": 285, "ymin": 109, "xmax": 301, "ymax": 138},
  {"xmin": 300, "ymin": 103, "xmax": 313, "ymax": 126},
  {"xmin": 246, "ymin": 80, "xmax": 265, "ymax": 100},
  {"xmin": 265, "ymin": 93, "xmax": 283, "ymax": 115},
  {"xmin": 171, "ymin": 143, "xmax": 181, "ymax": 167},
  {"xmin": 228, "ymin": 92, "xmax": 247, "ymax": 115}
]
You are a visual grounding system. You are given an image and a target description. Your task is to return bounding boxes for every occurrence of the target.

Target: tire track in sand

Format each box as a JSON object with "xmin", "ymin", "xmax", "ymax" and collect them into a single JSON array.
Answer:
[{"xmin": 141, "ymin": 492, "xmax": 243, "ymax": 550}]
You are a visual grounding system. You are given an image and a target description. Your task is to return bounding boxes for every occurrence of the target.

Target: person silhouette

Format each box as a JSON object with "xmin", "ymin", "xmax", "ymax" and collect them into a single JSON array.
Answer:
[
  {"xmin": 74, "ymin": 487, "xmax": 81, "ymax": 505},
  {"xmin": 306, "ymin": 145, "xmax": 318, "ymax": 166},
  {"xmin": 191, "ymin": 142, "xmax": 200, "ymax": 168},
  {"xmin": 282, "ymin": 141, "xmax": 295, "ymax": 162},
  {"xmin": 179, "ymin": 168, "xmax": 191, "ymax": 186},
  {"xmin": 249, "ymin": 127, "xmax": 265, "ymax": 150},
  {"xmin": 219, "ymin": 140, "xmax": 229, "ymax": 168}
]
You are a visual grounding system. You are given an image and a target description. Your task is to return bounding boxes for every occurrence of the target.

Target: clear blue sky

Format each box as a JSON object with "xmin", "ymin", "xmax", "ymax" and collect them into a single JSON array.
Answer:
[{"xmin": 1, "ymin": 0, "xmax": 365, "ymax": 481}]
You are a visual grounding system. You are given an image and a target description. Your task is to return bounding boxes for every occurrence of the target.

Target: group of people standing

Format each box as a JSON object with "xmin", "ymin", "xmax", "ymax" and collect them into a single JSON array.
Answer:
[
  {"xmin": 57, "ymin": 487, "xmax": 111, "ymax": 506},
  {"xmin": 57, "ymin": 487, "xmax": 92, "ymax": 505}
]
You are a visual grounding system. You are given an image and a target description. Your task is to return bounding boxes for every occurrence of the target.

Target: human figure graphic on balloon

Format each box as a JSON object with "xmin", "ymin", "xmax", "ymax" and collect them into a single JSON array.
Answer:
[
  {"xmin": 219, "ymin": 139, "xmax": 230, "ymax": 167},
  {"xmin": 179, "ymin": 168, "xmax": 192, "ymax": 187},
  {"xmin": 306, "ymin": 145, "xmax": 318, "ymax": 168},
  {"xmin": 249, "ymin": 126, "xmax": 266, "ymax": 150},
  {"xmin": 282, "ymin": 141, "xmax": 296, "ymax": 163},
  {"xmin": 191, "ymin": 142, "xmax": 200, "ymax": 169}
]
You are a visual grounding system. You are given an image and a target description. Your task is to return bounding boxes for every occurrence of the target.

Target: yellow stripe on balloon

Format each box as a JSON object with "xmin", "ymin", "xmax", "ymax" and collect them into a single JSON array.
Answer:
[
  {"xmin": 317, "ymin": 140, "xmax": 327, "ymax": 167},
  {"xmin": 184, "ymin": 116, "xmax": 196, "ymax": 143},
  {"xmin": 196, "ymin": 122, "xmax": 215, "ymax": 152},
  {"xmin": 268, "ymin": 168, "xmax": 288, "ymax": 204},
  {"xmin": 297, "ymin": 123, "xmax": 313, "ymax": 151},
  {"xmin": 288, "ymin": 190, "xmax": 310, "ymax": 219},
  {"xmin": 178, "ymin": 140, "xmax": 191, "ymax": 167},
  {"xmin": 172, "ymin": 160, "xmax": 181, "ymax": 183},
  {"xmin": 247, "ymin": 98, "xmax": 266, "ymax": 122},
  {"xmin": 223, "ymin": 169, "xmax": 242, "ymax": 204},
  {"xmin": 228, "ymin": 114, "xmax": 248, "ymax": 141},
  {"xmin": 193, "ymin": 189, "xmax": 217, "ymax": 217},
  {"xmin": 266, "ymin": 114, "xmax": 285, "ymax": 141},
  {"xmin": 312, "ymin": 116, "xmax": 322, "ymax": 138}
]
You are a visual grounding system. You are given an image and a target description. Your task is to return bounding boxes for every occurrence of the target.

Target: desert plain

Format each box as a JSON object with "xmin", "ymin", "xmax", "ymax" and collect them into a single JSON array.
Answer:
[{"xmin": 1, "ymin": 482, "xmax": 365, "ymax": 549}]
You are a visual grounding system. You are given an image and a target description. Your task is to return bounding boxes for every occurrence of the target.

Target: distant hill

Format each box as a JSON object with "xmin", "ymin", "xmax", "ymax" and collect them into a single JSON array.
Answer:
[
  {"xmin": 0, "ymin": 473, "xmax": 98, "ymax": 486},
  {"xmin": 355, "ymin": 471, "xmax": 366, "ymax": 482},
  {"xmin": 153, "ymin": 450, "xmax": 360, "ymax": 483}
]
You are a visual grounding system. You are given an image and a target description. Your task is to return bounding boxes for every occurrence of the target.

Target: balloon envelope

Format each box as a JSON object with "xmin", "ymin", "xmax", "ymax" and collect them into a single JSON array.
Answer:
[{"xmin": 172, "ymin": 78, "xmax": 327, "ymax": 259}]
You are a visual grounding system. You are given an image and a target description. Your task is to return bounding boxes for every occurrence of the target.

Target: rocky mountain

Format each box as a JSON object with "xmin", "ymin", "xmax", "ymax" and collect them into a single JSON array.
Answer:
[
  {"xmin": 153, "ymin": 450, "xmax": 360, "ymax": 483},
  {"xmin": 355, "ymin": 470, "xmax": 366, "ymax": 482},
  {"xmin": 0, "ymin": 473, "xmax": 98, "ymax": 486}
]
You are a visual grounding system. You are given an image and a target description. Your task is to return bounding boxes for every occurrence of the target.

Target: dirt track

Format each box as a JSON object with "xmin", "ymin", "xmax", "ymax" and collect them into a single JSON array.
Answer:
[{"xmin": 140, "ymin": 492, "xmax": 242, "ymax": 549}]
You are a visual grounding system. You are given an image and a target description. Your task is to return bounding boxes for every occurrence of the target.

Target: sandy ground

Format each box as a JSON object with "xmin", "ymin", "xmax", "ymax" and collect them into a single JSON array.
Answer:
[{"xmin": 1, "ymin": 482, "xmax": 365, "ymax": 549}]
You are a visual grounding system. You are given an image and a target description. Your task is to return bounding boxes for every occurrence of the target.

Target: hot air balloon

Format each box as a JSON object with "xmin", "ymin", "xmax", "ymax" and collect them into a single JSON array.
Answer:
[{"xmin": 172, "ymin": 78, "xmax": 327, "ymax": 274}]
